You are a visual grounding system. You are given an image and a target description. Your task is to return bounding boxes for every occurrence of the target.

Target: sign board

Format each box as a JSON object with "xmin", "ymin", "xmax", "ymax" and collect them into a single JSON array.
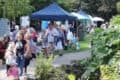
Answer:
[
  {"xmin": 20, "ymin": 16, "xmax": 30, "ymax": 27},
  {"xmin": 0, "ymin": 18, "xmax": 10, "ymax": 37}
]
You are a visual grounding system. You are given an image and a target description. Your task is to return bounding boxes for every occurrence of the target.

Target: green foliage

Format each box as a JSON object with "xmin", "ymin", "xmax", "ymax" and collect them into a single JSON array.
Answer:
[
  {"xmin": 35, "ymin": 54, "xmax": 53, "ymax": 80},
  {"xmin": 86, "ymin": 28, "xmax": 104, "ymax": 41},
  {"xmin": 30, "ymin": 0, "xmax": 53, "ymax": 11},
  {"xmin": 30, "ymin": 0, "xmax": 120, "ymax": 20},
  {"xmin": 0, "ymin": 0, "xmax": 34, "ymax": 19},
  {"xmin": 30, "ymin": 0, "xmax": 78, "ymax": 12},
  {"xmin": 77, "ymin": 0, "xmax": 119, "ymax": 20},
  {"xmin": 81, "ymin": 27, "xmax": 120, "ymax": 80},
  {"xmin": 48, "ymin": 68, "xmax": 68, "ymax": 80},
  {"xmin": 100, "ymin": 65, "xmax": 119, "ymax": 80},
  {"xmin": 61, "ymin": 63, "xmax": 86, "ymax": 80},
  {"xmin": 110, "ymin": 15, "xmax": 120, "ymax": 25},
  {"xmin": 68, "ymin": 74, "xmax": 76, "ymax": 80},
  {"xmin": 100, "ymin": 51, "xmax": 120, "ymax": 80},
  {"xmin": 0, "ymin": 0, "xmax": 120, "ymax": 20},
  {"xmin": 116, "ymin": 2, "xmax": 120, "ymax": 13},
  {"xmin": 35, "ymin": 54, "xmax": 67, "ymax": 80},
  {"xmin": 57, "ymin": 0, "xmax": 78, "ymax": 11},
  {"xmin": 0, "ymin": 0, "xmax": 118, "ymax": 20}
]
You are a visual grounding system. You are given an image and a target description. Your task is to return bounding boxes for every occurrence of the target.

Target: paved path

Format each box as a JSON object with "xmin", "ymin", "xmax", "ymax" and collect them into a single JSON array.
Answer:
[
  {"xmin": 53, "ymin": 50, "xmax": 91, "ymax": 67},
  {"xmin": 0, "ymin": 50, "xmax": 91, "ymax": 80}
]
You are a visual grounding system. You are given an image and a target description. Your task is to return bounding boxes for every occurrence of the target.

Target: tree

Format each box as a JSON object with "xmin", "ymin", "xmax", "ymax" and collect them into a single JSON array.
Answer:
[
  {"xmin": 77, "ymin": 0, "xmax": 120, "ymax": 20},
  {"xmin": 0, "ymin": 0, "xmax": 34, "ymax": 19},
  {"xmin": 30, "ymin": 0, "xmax": 120, "ymax": 20},
  {"xmin": 116, "ymin": 2, "xmax": 120, "ymax": 14},
  {"xmin": 110, "ymin": 15, "xmax": 120, "ymax": 25},
  {"xmin": 57, "ymin": 0, "xmax": 78, "ymax": 11},
  {"xmin": 30, "ymin": 0, "xmax": 78, "ymax": 12},
  {"xmin": 30, "ymin": 0, "xmax": 53, "ymax": 11},
  {"xmin": 81, "ymin": 26, "xmax": 120, "ymax": 79}
]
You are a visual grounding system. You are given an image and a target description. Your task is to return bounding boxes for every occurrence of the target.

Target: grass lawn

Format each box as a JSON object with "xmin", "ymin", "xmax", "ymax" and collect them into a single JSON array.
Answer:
[
  {"xmin": 54, "ymin": 40, "xmax": 90, "ymax": 55},
  {"xmin": 80, "ymin": 40, "xmax": 90, "ymax": 51}
]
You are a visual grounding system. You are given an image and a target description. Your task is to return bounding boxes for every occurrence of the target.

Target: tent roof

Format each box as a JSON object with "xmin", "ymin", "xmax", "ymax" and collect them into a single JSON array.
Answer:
[
  {"xmin": 77, "ymin": 10, "xmax": 90, "ymax": 19},
  {"xmin": 93, "ymin": 17, "xmax": 104, "ymax": 22},
  {"xmin": 77, "ymin": 10, "xmax": 88, "ymax": 16},
  {"xmin": 30, "ymin": 3, "xmax": 76, "ymax": 21},
  {"xmin": 71, "ymin": 12, "xmax": 88, "ymax": 20}
]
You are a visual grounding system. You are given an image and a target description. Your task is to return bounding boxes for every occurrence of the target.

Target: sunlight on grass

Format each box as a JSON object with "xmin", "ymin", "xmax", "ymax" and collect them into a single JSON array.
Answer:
[
  {"xmin": 80, "ymin": 40, "xmax": 90, "ymax": 51},
  {"xmin": 54, "ymin": 40, "xmax": 90, "ymax": 55}
]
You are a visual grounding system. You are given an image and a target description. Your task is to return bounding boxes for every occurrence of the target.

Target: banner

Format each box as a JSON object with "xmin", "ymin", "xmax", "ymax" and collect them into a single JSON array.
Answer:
[{"xmin": 0, "ymin": 18, "xmax": 10, "ymax": 37}]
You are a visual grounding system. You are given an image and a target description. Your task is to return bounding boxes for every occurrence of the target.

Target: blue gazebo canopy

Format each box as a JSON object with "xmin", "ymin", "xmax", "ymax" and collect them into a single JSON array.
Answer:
[{"xmin": 30, "ymin": 3, "xmax": 76, "ymax": 21}]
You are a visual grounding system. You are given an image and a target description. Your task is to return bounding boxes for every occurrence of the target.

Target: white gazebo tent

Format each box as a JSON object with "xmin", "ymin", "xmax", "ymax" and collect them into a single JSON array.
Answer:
[
  {"xmin": 93, "ymin": 17, "xmax": 105, "ymax": 27},
  {"xmin": 93, "ymin": 17, "xmax": 104, "ymax": 22},
  {"xmin": 71, "ymin": 12, "xmax": 89, "ymax": 20}
]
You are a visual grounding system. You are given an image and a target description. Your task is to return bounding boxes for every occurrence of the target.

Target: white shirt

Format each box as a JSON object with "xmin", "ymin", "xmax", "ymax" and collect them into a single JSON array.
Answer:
[
  {"xmin": 6, "ymin": 52, "xmax": 16, "ymax": 65},
  {"xmin": 47, "ymin": 31, "xmax": 54, "ymax": 43},
  {"xmin": 47, "ymin": 28, "xmax": 59, "ymax": 43},
  {"xmin": 51, "ymin": 28, "xmax": 59, "ymax": 36},
  {"xmin": 67, "ymin": 30, "xmax": 74, "ymax": 40}
]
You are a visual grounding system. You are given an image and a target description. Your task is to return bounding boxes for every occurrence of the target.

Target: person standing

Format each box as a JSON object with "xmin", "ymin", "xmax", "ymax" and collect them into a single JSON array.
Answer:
[
  {"xmin": 5, "ymin": 42, "xmax": 19, "ymax": 80},
  {"xmin": 15, "ymin": 32, "xmax": 26, "ymax": 76},
  {"xmin": 5, "ymin": 42, "xmax": 15, "ymax": 73},
  {"xmin": 31, "ymin": 28, "xmax": 38, "ymax": 43},
  {"xmin": 3, "ymin": 35, "xmax": 10, "ymax": 49},
  {"xmin": 41, "ymin": 30, "xmax": 48, "ymax": 57},
  {"xmin": 46, "ymin": 23, "xmax": 56, "ymax": 54},
  {"xmin": 67, "ymin": 30, "xmax": 74, "ymax": 49},
  {"xmin": 10, "ymin": 21, "xmax": 16, "ymax": 32},
  {"xmin": 24, "ymin": 33, "xmax": 32, "ymax": 74}
]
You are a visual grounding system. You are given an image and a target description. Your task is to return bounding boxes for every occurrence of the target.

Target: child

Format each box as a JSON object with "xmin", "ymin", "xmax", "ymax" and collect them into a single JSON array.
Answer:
[
  {"xmin": 67, "ymin": 30, "xmax": 74, "ymax": 49},
  {"xmin": 41, "ymin": 30, "xmax": 48, "ymax": 57},
  {"xmin": 72, "ymin": 34, "xmax": 80, "ymax": 50},
  {"xmin": 75, "ymin": 36, "xmax": 80, "ymax": 50},
  {"xmin": 7, "ymin": 63, "xmax": 19, "ymax": 80},
  {"xmin": 55, "ymin": 38, "xmax": 63, "ymax": 56},
  {"xmin": 72, "ymin": 35, "xmax": 77, "ymax": 48},
  {"xmin": 5, "ymin": 42, "xmax": 19, "ymax": 79}
]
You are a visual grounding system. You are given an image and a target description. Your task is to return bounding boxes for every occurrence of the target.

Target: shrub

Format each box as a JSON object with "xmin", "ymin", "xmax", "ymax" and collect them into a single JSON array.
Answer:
[
  {"xmin": 81, "ymin": 26, "xmax": 120, "ymax": 80},
  {"xmin": 110, "ymin": 15, "xmax": 120, "ymax": 25},
  {"xmin": 116, "ymin": 2, "xmax": 120, "ymax": 14},
  {"xmin": 48, "ymin": 68, "xmax": 68, "ymax": 80},
  {"xmin": 35, "ymin": 54, "xmax": 68, "ymax": 80},
  {"xmin": 68, "ymin": 74, "xmax": 76, "ymax": 80},
  {"xmin": 100, "ymin": 50, "xmax": 120, "ymax": 80},
  {"xmin": 35, "ymin": 54, "xmax": 53, "ymax": 80},
  {"xmin": 61, "ymin": 62, "xmax": 86, "ymax": 80}
]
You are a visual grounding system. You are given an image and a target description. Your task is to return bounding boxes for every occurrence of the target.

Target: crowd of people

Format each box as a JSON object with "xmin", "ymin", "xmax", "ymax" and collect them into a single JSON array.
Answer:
[
  {"xmin": 0, "ymin": 21, "xmax": 39, "ymax": 79},
  {"xmin": 87, "ymin": 21, "xmax": 114, "ymax": 33},
  {"xmin": 0, "ymin": 19, "xmax": 114, "ymax": 79},
  {"xmin": 0, "ymin": 28, "xmax": 37, "ymax": 79},
  {"xmin": 38, "ymin": 22, "xmax": 80, "ymax": 57},
  {"xmin": 0, "ymin": 21, "xmax": 80, "ymax": 79}
]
